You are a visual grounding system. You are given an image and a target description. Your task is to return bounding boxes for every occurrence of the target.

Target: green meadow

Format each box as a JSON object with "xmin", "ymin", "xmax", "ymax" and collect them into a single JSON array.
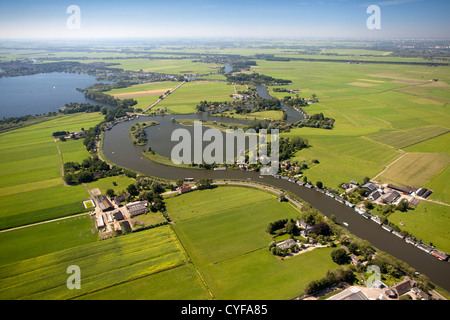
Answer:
[
  {"xmin": 0, "ymin": 113, "xmax": 103, "ymax": 229},
  {"xmin": 0, "ymin": 226, "xmax": 195, "ymax": 300},
  {"xmin": 0, "ymin": 214, "xmax": 97, "ymax": 266},
  {"xmin": 168, "ymin": 186, "xmax": 340, "ymax": 299},
  {"xmin": 388, "ymin": 202, "xmax": 450, "ymax": 252},
  {"xmin": 155, "ymin": 81, "xmax": 235, "ymax": 114}
]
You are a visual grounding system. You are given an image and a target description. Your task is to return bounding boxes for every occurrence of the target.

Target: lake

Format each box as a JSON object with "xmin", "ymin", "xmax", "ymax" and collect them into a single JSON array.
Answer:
[{"xmin": 0, "ymin": 72, "xmax": 107, "ymax": 118}]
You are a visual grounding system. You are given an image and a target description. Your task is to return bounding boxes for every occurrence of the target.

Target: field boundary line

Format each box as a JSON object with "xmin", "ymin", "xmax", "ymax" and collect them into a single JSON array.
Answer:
[
  {"xmin": 143, "ymin": 81, "xmax": 186, "ymax": 112},
  {"xmin": 372, "ymin": 152, "xmax": 408, "ymax": 181},
  {"xmin": 0, "ymin": 212, "xmax": 89, "ymax": 233},
  {"xmin": 170, "ymin": 225, "xmax": 215, "ymax": 300}
]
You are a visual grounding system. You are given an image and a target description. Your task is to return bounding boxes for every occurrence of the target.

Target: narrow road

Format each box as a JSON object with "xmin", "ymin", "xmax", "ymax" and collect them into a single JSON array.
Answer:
[{"xmin": 144, "ymin": 81, "xmax": 186, "ymax": 112}]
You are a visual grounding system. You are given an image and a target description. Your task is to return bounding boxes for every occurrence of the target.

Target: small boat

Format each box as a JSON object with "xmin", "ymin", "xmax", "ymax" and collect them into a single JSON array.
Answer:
[{"xmin": 343, "ymin": 222, "xmax": 349, "ymax": 227}]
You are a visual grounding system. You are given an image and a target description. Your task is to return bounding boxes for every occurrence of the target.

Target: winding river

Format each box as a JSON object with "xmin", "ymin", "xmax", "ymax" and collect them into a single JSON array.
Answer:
[{"xmin": 102, "ymin": 90, "xmax": 450, "ymax": 292}]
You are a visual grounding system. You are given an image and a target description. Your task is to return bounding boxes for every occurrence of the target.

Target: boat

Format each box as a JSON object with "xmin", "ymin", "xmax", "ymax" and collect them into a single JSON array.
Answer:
[{"xmin": 343, "ymin": 222, "xmax": 349, "ymax": 227}]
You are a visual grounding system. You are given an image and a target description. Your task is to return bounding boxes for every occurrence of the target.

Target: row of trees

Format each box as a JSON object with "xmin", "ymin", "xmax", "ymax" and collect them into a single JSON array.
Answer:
[
  {"xmin": 63, "ymin": 156, "xmax": 121, "ymax": 185},
  {"xmin": 294, "ymin": 113, "xmax": 335, "ymax": 129}
]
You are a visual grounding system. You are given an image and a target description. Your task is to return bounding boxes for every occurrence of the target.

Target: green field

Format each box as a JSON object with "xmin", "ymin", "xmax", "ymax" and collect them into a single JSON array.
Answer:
[
  {"xmin": 155, "ymin": 81, "xmax": 235, "ymax": 114},
  {"xmin": 168, "ymin": 186, "xmax": 340, "ymax": 299},
  {"xmin": 98, "ymin": 58, "xmax": 222, "ymax": 75},
  {"xmin": 0, "ymin": 113, "xmax": 104, "ymax": 230},
  {"xmin": 0, "ymin": 215, "xmax": 97, "ymax": 266},
  {"xmin": 0, "ymin": 226, "xmax": 199, "ymax": 299},
  {"xmin": 388, "ymin": 202, "xmax": 450, "ymax": 252},
  {"xmin": 376, "ymin": 153, "xmax": 450, "ymax": 188}
]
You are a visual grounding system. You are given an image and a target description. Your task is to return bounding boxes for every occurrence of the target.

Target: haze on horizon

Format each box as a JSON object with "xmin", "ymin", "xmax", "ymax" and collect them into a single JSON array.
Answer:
[{"xmin": 0, "ymin": 0, "xmax": 449, "ymax": 40}]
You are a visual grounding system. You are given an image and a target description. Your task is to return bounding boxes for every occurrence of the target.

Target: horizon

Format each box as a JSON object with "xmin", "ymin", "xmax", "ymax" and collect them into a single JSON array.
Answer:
[{"xmin": 0, "ymin": 0, "xmax": 449, "ymax": 40}]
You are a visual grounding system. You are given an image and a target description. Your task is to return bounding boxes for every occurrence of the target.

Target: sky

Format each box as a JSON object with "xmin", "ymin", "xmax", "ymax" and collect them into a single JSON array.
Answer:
[{"xmin": 0, "ymin": 0, "xmax": 449, "ymax": 40}]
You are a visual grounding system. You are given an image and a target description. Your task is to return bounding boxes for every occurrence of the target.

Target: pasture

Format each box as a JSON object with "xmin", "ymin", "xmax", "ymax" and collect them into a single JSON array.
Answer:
[
  {"xmin": 376, "ymin": 153, "xmax": 450, "ymax": 188},
  {"xmin": 155, "ymin": 81, "xmax": 235, "ymax": 114},
  {"xmin": 0, "ymin": 226, "xmax": 194, "ymax": 299},
  {"xmin": 167, "ymin": 186, "xmax": 340, "ymax": 299},
  {"xmin": 0, "ymin": 112, "xmax": 103, "ymax": 229},
  {"xmin": 388, "ymin": 202, "xmax": 450, "ymax": 253}
]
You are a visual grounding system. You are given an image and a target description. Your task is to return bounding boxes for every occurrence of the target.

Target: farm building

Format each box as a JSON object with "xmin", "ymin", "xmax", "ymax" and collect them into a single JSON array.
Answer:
[
  {"xmin": 369, "ymin": 191, "xmax": 382, "ymax": 201},
  {"xmin": 327, "ymin": 287, "xmax": 368, "ymax": 300},
  {"xmin": 126, "ymin": 201, "xmax": 149, "ymax": 217},
  {"xmin": 97, "ymin": 196, "xmax": 114, "ymax": 212},
  {"xmin": 95, "ymin": 214, "xmax": 105, "ymax": 230},
  {"xmin": 362, "ymin": 182, "xmax": 377, "ymax": 193},
  {"xmin": 381, "ymin": 191, "xmax": 401, "ymax": 203}
]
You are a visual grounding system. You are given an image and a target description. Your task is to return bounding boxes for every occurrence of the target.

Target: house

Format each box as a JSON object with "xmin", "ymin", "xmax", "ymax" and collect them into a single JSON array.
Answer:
[
  {"xmin": 392, "ymin": 277, "xmax": 415, "ymax": 297},
  {"xmin": 113, "ymin": 210, "xmax": 124, "ymax": 221},
  {"xmin": 350, "ymin": 254, "xmax": 361, "ymax": 265},
  {"xmin": 296, "ymin": 220, "xmax": 312, "ymax": 235},
  {"xmin": 177, "ymin": 184, "xmax": 192, "ymax": 194},
  {"xmin": 381, "ymin": 191, "xmax": 401, "ymax": 203},
  {"xmin": 126, "ymin": 201, "xmax": 149, "ymax": 217},
  {"xmin": 97, "ymin": 196, "xmax": 114, "ymax": 212},
  {"xmin": 276, "ymin": 238, "xmax": 297, "ymax": 250}
]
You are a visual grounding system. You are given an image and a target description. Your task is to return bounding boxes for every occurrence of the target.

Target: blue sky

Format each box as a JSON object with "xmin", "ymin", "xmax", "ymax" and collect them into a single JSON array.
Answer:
[{"xmin": 0, "ymin": 0, "xmax": 448, "ymax": 39}]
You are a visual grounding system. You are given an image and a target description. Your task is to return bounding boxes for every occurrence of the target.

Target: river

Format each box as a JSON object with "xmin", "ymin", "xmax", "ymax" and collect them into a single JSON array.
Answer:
[{"xmin": 103, "ymin": 112, "xmax": 450, "ymax": 292}]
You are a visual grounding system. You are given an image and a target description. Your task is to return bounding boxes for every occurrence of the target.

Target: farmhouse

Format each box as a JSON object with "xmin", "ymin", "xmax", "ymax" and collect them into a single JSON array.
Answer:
[
  {"xmin": 276, "ymin": 238, "xmax": 297, "ymax": 250},
  {"xmin": 392, "ymin": 277, "xmax": 415, "ymax": 297},
  {"xmin": 177, "ymin": 184, "xmax": 193, "ymax": 194},
  {"xmin": 126, "ymin": 201, "xmax": 149, "ymax": 217},
  {"xmin": 369, "ymin": 191, "xmax": 382, "ymax": 201},
  {"xmin": 328, "ymin": 287, "xmax": 368, "ymax": 300}
]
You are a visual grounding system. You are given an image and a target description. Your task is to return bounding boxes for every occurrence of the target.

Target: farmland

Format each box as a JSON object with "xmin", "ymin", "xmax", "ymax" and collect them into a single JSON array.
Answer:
[
  {"xmin": 156, "ymin": 81, "xmax": 235, "ymax": 114},
  {"xmin": 168, "ymin": 186, "xmax": 340, "ymax": 299},
  {"xmin": 0, "ymin": 112, "xmax": 103, "ymax": 230},
  {"xmin": 0, "ymin": 226, "xmax": 199, "ymax": 299}
]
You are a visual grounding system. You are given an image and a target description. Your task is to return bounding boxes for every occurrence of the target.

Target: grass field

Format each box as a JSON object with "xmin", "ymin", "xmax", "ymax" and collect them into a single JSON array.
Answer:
[
  {"xmin": 167, "ymin": 186, "xmax": 340, "ymax": 299},
  {"xmin": 99, "ymin": 58, "xmax": 222, "ymax": 75},
  {"xmin": 0, "ymin": 215, "xmax": 97, "ymax": 266},
  {"xmin": 0, "ymin": 113, "xmax": 103, "ymax": 230},
  {"xmin": 155, "ymin": 81, "xmax": 235, "ymax": 114},
  {"xmin": 376, "ymin": 153, "xmax": 450, "ymax": 187},
  {"xmin": 0, "ymin": 226, "xmax": 197, "ymax": 299},
  {"xmin": 388, "ymin": 202, "xmax": 450, "ymax": 252}
]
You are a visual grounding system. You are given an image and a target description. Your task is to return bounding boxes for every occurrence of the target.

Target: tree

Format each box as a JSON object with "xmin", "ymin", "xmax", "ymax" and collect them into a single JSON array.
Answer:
[
  {"xmin": 127, "ymin": 184, "xmax": 139, "ymax": 197},
  {"xmin": 396, "ymin": 199, "xmax": 410, "ymax": 212},
  {"xmin": 316, "ymin": 181, "xmax": 323, "ymax": 189},
  {"xmin": 196, "ymin": 178, "xmax": 213, "ymax": 190},
  {"xmin": 106, "ymin": 189, "xmax": 115, "ymax": 198},
  {"xmin": 310, "ymin": 222, "xmax": 331, "ymax": 236},
  {"xmin": 285, "ymin": 220, "xmax": 297, "ymax": 235},
  {"xmin": 331, "ymin": 248, "xmax": 349, "ymax": 265}
]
